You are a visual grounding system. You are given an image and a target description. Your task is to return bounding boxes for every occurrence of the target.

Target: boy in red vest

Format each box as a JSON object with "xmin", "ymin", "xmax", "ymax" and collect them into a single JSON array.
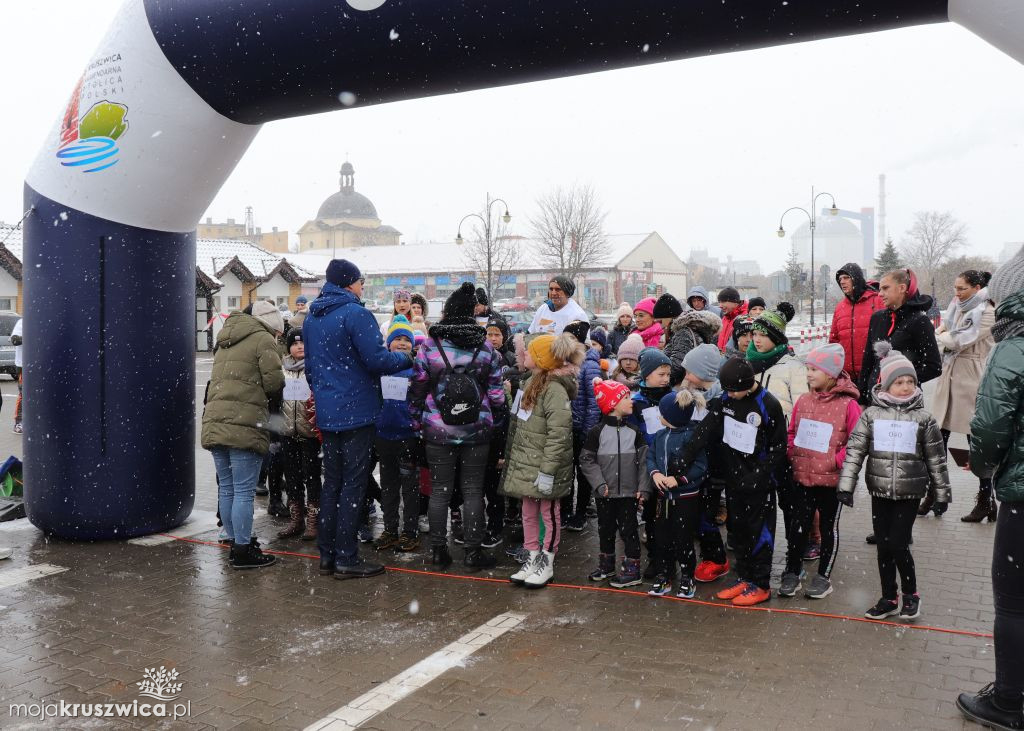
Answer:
[{"xmin": 784, "ymin": 343, "xmax": 861, "ymax": 600}]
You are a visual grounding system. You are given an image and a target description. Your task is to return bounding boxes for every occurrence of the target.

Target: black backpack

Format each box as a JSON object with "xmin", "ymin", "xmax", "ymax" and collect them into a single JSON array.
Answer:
[{"xmin": 433, "ymin": 341, "xmax": 485, "ymax": 426}]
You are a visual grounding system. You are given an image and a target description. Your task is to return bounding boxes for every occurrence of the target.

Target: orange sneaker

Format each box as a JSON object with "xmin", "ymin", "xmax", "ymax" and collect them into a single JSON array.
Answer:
[
  {"xmin": 716, "ymin": 580, "xmax": 748, "ymax": 600},
  {"xmin": 695, "ymin": 560, "xmax": 729, "ymax": 583},
  {"xmin": 732, "ymin": 584, "xmax": 771, "ymax": 606}
]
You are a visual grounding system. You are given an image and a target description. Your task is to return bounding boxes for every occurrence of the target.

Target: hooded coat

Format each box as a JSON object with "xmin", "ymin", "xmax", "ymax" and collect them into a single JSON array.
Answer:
[
  {"xmin": 571, "ymin": 347, "xmax": 604, "ymax": 434},
  {"xmin": 686, "ymin": 285, "xmax": 723, "ymax": 317},
  {"xmin": 787, "ymin": 374, "xmax": 861, "ymax": 487},
  {"xmin": 856, "ymin": 282, "xmax": 942, "ymax": 404},
  {"xmin": 932, "ymin": 289, "xmax": 995, "ymax": 434},
  {"xmin": 281, "ymin": 356, "xmax": 317, "ymax": 440},
  {"xmin": 828, "ymin": 263, "xmax": 884, "ymax": 383},
  {"xmin": 201, "ymin": 312, "xmax": 285, "ymax": 455},
  {"xmin": 303, "ymin": 283, "xmax": 412, "ymax": 433},
  {"xmin": 664, "ymin": 310, "xmax": 722, "ymax": 385},
  {"xmin": 969, "ymin": 290, "xmax": 1024, "ymax": 503},
  {"xmin": 838, "ymin": 386, "xmax": 950, "ymax": 502}
]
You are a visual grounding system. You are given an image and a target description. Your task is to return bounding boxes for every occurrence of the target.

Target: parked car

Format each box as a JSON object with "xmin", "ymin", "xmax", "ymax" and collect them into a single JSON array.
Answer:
[
  {"xmin": 504, "ymin": 311, "xmax": 533, "ymax": 335},
  {"xmin": 0, "ymin": 312, "xmax": 20, "ymax": 379}
]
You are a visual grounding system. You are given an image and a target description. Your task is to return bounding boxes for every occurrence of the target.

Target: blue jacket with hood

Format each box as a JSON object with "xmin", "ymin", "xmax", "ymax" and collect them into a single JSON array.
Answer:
[{"xmin": 303, "ymin": 283, "xmax": 411, "ymax": 432}]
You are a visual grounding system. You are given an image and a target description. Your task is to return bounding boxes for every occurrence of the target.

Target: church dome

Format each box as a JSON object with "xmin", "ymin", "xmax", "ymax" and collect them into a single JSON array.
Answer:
[{"xmin": 316, "ymin": 162, "xmax": 379, "ymax": 220}]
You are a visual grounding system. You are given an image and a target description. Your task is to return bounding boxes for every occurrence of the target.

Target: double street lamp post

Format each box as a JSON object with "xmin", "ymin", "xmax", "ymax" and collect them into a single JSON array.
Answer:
[
  {"xmin": 776, "ymin": 186, "xmax": 839, "ymax": 327},
  {"xmin": 455, "ymin": 192, "xmax": 512, "ymax": 297}
]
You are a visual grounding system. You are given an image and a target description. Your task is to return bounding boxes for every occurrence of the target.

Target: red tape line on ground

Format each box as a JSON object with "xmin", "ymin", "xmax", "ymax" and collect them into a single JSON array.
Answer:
[{"xmin": 160, "ymin": 534, "xmax": 994, "ymax": 640}]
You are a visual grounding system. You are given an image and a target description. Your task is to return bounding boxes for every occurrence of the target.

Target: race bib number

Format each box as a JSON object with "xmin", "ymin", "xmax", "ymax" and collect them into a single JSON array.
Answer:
[
  {"xmin": 723, "ymin": 416, "xmax": 757, "ymax": 455},
  {"xmin": 691, "ymin": 405, "xmax": 708, "ymax": 422},
  {"xmin": 642, "ymin": 406, "xmax": 665, "ymax": 435},
  {"xmin": 517, "ymin": 407, "xmax": 533, "ymax": 422},
  {"xmin": 380, "ymin": 376, "xmax": 410, "ymax": 401},
  {"xmin": 283, "ymin": 378, "xmax": 311, "ymax": 402},
  {"xmin": 511, "ymin": 390, "xmax": 524, "ymax": 414},
  {"xmin": 873, "ymin": 419, "xmax": 918, "ymax": 454},
  {"xmin": 794, "ymin": 419, "xmax": 833, "ymax": 454}
]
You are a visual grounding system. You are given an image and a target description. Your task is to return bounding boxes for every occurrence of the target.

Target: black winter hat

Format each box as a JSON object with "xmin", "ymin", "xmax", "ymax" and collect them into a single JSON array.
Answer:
[
  {"xmin": 326, "ymin": 258, "xmax": 362, "ymax": 288},
  {"xmin": 652, "ymin": 293, "xmax": 684, "ymax": 319},
  {"xmin": 443, "ymin": 282, "xmax": 479, "ymax": 319},
  {"xmin": 475, "ymin": 287, "xmax": 490, "ymax": 306},
  {"xmin": 551, "ymin": 275, "xmax": 576, "ymax": 297},
  {"xmin": 719, "ymin": 357, "xmax": 756, "ymax": 392},
  {"xmin": 717, "ymin": 286, "xmax": 741, "ymax": 304},
  {"xmin": 285, "ymin": 327, "xmax": 303, "ymax": 351},
  {"xmin": 748, "ymin": 296, "xmax": 767, "ymax": 310},
  {"xmin": 563, "ymin": 320, "xmax": 591, "ymax": 345}
]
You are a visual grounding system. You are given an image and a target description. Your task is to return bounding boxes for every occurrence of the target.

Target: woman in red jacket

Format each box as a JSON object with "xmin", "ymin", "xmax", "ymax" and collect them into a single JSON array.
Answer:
[{"xmin": 829, "ymin": 263, "xmax": 884, "ymax": 385}]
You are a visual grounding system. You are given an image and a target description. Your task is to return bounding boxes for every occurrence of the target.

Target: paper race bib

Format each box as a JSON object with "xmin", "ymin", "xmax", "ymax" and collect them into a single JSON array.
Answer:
[
  {"xmin": 380, "ymin": 376, "xmax": 410, "ymax": 401},
  {"xmin": 642, "ymin": 406, "xmax": 665, "ymax": 435},
  {"xmin": 517, "ymin": 407, "xmax": 533, "ymax": 422},
  {"xmin": 873, "ymin": 419, "xmax": 918, "ymax": 454},
  {"xmin": 283, "ymin": 378, "xmax": 311, "ymax": 402},
  {"xmin": 794, "ymin": 419, "xmax": 833, "ymax": 454},
  {"xmin": 691, "ymin": 405, "xmax": 708, "ymax": 422},
  {"xmin": 511, "ymin": 390, "xmax": 524, "ymax": 414},
  {"xmin": 723, "ymin": 416, "xmax": 757, "ymax": 455}
]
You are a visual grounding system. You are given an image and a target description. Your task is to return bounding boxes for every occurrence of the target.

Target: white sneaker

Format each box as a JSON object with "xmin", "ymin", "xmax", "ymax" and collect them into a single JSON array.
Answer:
[
  {"xmin": 524, "ymin": 550, "xmax": 554, "ymax": 589},
  {"xmin": 510, "ymin": 550, "xmax": 539, "ymax": 585}
]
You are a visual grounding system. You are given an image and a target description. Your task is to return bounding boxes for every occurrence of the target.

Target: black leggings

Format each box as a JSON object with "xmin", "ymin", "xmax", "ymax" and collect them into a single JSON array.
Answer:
[
  {"xmin": 596, "ymin": 497, "xmax": 641, "ymax": 559},
  {"xmin": 375, "ymin": 437, "xmax": 420, "ymax": 536},
  {"xmin": 871, "ymin": 496, "xmax": 918, "ymax": 599},
  {"xmin": 563, "ymin": 430, "xmax": 593, "ymax": 519},
  {"xmin": 993, "ymin": 500, "xmax": 1024, "ymax": 708},
  {"xmin": 698, "ymin": 482, "xmax": 727, "ymax": 565},
  {"xmin": 941, "ymin": 428, "xmax": 992, "ymax": 496},
  {"xmin": 655, "ymin": 495, "xmax": 701, "ymax": 582},
  {"xmin": 282, "ymin": 437, "xmax": 322, "ymax": 505},
  {"xmin": 791, "ymin": 486, "xmax": 842, "ymax": 578},
  {"xmin": 726, "ymin": 488, "xmax": 776, "ymax": 590}
]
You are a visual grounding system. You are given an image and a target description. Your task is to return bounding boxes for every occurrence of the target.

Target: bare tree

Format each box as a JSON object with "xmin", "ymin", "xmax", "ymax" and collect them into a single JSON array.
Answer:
[
  {"xmin": 530, "ymin": 184, "xmax": 608, "ymax": 282},
  {"xmin": 900, "ymin": 211, "xmax": 968, "ymax": 285},
  {"xmin": 460, "ymin": 195, "xmax": 522, "ymax": 299}
]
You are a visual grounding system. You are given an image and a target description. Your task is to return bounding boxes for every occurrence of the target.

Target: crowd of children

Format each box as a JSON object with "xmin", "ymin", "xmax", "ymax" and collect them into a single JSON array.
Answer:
[{"xmin": 252, "ymin": 277, "xmax": 955, "ymax": 621}]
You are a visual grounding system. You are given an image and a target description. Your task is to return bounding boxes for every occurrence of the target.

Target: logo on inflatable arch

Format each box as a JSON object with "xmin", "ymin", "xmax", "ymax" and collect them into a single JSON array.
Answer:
[{"xmin": 55, "ymin": 75, "xmax": 129, "ymax": 173}]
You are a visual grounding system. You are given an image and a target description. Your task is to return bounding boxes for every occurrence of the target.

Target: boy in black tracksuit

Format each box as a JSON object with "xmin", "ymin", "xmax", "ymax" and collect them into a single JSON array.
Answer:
[{"xmin": 680, "ymin": 357, "xmax": 787, "ymax": 607}]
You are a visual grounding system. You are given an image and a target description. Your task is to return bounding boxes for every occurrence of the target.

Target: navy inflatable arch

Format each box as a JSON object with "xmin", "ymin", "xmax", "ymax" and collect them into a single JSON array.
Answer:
[{"xmin": 22, "ymin": 0, "xmax": 1024, "ymax": 539}]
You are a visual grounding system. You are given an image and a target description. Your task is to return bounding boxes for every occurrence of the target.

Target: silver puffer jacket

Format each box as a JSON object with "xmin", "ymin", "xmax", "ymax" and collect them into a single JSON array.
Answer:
[{"xmin": 838, "ymin": 386, "xmax": 950, "ymax": 502}]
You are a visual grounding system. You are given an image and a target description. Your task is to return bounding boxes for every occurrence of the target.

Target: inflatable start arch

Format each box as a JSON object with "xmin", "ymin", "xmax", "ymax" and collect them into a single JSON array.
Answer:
[{"xmin": 22, "ymin": 0, "xmax": 1023, "ymax": 539}]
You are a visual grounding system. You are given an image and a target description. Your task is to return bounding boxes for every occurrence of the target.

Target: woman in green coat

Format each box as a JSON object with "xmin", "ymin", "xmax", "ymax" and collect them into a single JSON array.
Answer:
[
  {"xmin": 501, "ymin": 332, "xmax": 583, "ymax": 588},
  {"xmin": 201, "ymin": 301, "xmax": 285, "ymax": 570}
]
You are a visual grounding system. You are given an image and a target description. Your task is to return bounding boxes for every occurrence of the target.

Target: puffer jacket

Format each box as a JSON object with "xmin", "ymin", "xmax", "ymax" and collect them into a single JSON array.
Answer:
[
  {"xmin": 500, "ymin": 371, "xmax": 577, "ymax": 500},
  {"xmin": 608, "ymin": 323, "xmax": 635, "ymax": 355},
  {"xmin": 838, "ymin": 386, "xmax": 950, "ymax": 502},
  {"xmin": 281, "ymin": 356, "xmax": 316, "ymax": 440},
  {"xmin": 664, "ymin": 310, "xmax": 722, "ymax": 384},
  {"xmin": 686, "ymin": 286, "xmax": 722, "ymax": 317},
  {"xmin": 304, "ymin": 283, "xmax": 411, "ymax": 432},
  {"xmin": 409, "ymin": 319, "xmax": 506, "ymax": 447},
  {"xmin": 753, "ymin": 350, "xmax": 808, "ymax": 421},
  {"xmin": 787, "ymin": 375, "xmax": 861, "ymax": 487},
  {"xmin": 578, "ymin": 416, "xmax": 651, "ymax": 498},
  {"xmin": 644, "ymin": 420, "xmax": 709, "ymax": 500},
  {"xmin": 572, "ymin": 347, "xmax": 603, "ymax": 434},
  {"xmin": 969, "ymin": 290, "xmax": 1024, "ymax": 502},
  {"xmin": 201, "ymin": 312, "xmax": 285, "ymax": 455},
  {"xmin": 717, "ymin": 300, "xmax": 749, "ymax": 351},
  {"xmin": 856, "ymin": 285, "xmax": 942, "ymax": 404},
  {"xmin": 829, "ymin": 262, "xmax": 884, "ymax": 383},
  {"xmin": 375, "ymin": 363, "xmax": 416, "ymax": 441}
]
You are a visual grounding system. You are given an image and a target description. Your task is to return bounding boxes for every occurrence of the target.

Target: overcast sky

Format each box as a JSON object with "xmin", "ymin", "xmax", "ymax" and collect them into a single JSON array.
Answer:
[{"xmin": 3, "ymin": 2, "xmax": 1024, "ymax": 274}]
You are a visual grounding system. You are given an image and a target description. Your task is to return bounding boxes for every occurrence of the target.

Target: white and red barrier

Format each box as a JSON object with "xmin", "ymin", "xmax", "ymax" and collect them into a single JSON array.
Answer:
[{"xmin": 798, "ymin": 326, "xmax": 830, "ymax": 346}]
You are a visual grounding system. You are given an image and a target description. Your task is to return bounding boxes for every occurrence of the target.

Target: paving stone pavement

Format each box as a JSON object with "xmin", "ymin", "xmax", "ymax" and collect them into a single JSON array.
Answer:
[{"xmin": 0, "ymin": 361, "xmax": 1001, "ymax": 729}]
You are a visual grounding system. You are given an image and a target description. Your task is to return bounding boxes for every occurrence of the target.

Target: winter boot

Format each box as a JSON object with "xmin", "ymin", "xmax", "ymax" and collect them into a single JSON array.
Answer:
[
  {"xmin": 510, "ymin": 550, "xmax": 539, "ymax": 585},
  {"xmin": 464, "ymin": 548, "xmax": 497, "ymax": 570},
  {"xmin": 267, "ymin": 489, "xmax": 288, "ymax": 518},
  {"xmin": 276, "ymin": 500, "xmax": 305, "ymax": 539},
  {"xmin": 431, "ymin": 545, "xmax": 453, "ymax": 569},
  {"xmin": 609, "ymin": 557, "xmax": 642, "ymax": 588},
  {"xmin": 230, "ymin": 542, "xmax": 277, "ymax": 570},
  {"xmin": 957, "ymin": 683, "xmax": 1024, "ymax": 730},
  {"xmin": 961, "ymin": 491, "xmax": 998, "ymax": 523},
  {"xmin": 524, "ymin": 550, "xmax": 555, "ymax": 589},
  {"xmin": 301, "ymin": 502, "xmax": 319, "ymax": 541},
  {"xmin": 588, "ymin": 553, "xmax": 616, "ymax": 582}
]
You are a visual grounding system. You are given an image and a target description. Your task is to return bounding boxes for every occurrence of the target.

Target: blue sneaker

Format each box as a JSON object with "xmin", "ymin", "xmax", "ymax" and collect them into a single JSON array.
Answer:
[
  {"xmin": 648, "ymin": 576, "xmax": 672, "ymax": 597},
  {"xmin": 676, "ymin": 578, "xmax": 696, "ymax": 599}
]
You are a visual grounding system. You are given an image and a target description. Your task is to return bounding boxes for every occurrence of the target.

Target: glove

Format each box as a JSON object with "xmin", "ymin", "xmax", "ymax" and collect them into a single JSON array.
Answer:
[
  {"xmin": 836, "ymin": 491, "xmax": 854, "ymax": 508},
  {"xmin": 932, "ymin": 500, "xmax": 948, "ymax": 516},
  {"xmin": 533, "ymin": 472, "xmax": 555, "ymax": 496}
]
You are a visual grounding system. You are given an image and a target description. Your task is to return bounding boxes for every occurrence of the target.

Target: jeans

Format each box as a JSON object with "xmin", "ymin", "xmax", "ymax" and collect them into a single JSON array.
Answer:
[
  {"xmin": 871, "ymin": 496, "xmax": 918, "ymax": 599},
  {"xmin": 993, "ymin": 500, "xmax": 1024, "ymax": 708},
  {"xmin": 320, "ymin": 426, "xmax": 375, "ymax": 568},
  {"xmin": 376, "ymin": 437, "xmax": 420, "ymax": 535},
  {"xmin": 426, "ymin": 442, "xmax": 489, "ymax": 548},
  {"xmin": 210, "ymin": 447, "xmax": 263, "ymax": 545},
  {"xmin": 596, "ymin": 497, "xmax": 640, "ymax": 559}
]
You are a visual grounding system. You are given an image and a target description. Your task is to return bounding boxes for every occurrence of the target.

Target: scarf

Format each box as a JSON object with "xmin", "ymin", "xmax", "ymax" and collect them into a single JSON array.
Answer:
[
  {"xmin": 428, "ymin": 317, "xmax": 486, "ymax": 350},
  {"xmin": 745, "ymin": 341, "xmax": 787, "ymax": 363},
  {"xmin": 876, "ymin": 387, "xmax": 922, "ymax": 406},
  {"xmin": 956, "ymin": 290, "xmax": 984, "ymax": 315},
  {"xmin": 992, "ymin": 315, "xmax": 1024, "ymax": 343}
]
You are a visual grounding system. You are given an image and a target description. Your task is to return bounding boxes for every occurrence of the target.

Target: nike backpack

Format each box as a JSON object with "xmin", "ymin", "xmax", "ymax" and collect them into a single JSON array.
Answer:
[{"xmin": 433, "ymin": 341, "xmax": 485, "ymax": 426}]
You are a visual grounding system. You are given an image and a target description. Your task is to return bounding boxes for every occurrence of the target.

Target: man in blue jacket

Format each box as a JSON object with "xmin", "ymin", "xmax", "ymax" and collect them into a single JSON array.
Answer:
[{"xmin": 304, "ymin": 259, "xmax": 412, "ymax": 579}]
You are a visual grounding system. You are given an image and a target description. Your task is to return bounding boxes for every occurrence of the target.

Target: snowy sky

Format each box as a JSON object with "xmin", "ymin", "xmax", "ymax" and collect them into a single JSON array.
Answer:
[{"xmin": 3, "ymin": 1, "xmax": 1024, "ymax": 274}]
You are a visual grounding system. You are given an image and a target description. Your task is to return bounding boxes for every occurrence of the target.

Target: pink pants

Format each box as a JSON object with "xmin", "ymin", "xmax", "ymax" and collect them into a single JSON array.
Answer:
[{"xmin": 522, "ymin": 497, "xmax": 560, "ymax": 554}]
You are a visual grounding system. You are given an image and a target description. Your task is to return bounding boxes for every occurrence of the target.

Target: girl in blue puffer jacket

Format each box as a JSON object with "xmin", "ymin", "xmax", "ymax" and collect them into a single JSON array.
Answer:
[{"xmin": 563, "ymin": 320, "xmax": 603, "ymax": 531}]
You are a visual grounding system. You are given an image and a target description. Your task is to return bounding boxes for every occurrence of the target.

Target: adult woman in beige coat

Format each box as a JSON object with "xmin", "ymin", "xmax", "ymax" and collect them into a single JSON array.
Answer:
[{"xmin": 932, "ymin": 270, "xmax": 996, "ymax": 522}]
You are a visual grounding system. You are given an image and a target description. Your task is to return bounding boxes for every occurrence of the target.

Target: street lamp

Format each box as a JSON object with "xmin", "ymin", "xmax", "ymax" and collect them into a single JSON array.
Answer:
[
  {"xmin": 454, "ymin": 192, "xmax": 512, "ymax": 296},
  {"xmin": 776, "ymin": 186, "xmax": 838, "ymax": 327}
]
